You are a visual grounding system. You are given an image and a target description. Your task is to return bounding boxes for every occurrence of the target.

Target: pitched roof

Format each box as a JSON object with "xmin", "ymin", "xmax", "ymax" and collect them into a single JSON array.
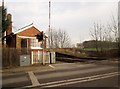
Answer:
[
  {"xmin": 14, "ymin": 23, "xmax": 39, "ymax": 34},
  {"xmin": 14, "ymin": 23, "xmax": 48, "ymax": 38}
]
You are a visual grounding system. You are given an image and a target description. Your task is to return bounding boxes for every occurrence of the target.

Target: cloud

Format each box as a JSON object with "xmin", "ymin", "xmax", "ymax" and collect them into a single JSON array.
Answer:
[
  {"xmin": 50, "ymin": 2, "xmax": 117, "ymax": 43},
  {"xmin": 5, "ymin": 1, "xmax": 118, "ymax": 44}
]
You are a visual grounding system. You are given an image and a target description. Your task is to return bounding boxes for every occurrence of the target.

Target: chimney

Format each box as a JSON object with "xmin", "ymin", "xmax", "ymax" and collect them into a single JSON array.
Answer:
[
  {"xmin": 6, "ymin": 13, "xmax": 12, "ymax": 35},
  {"xmin": 2, "ymin": 0, "xmax": 4, "ymax": 7}
]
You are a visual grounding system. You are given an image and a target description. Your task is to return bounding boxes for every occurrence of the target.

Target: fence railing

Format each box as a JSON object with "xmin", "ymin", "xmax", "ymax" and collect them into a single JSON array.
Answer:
[{"xmin": 2, "ymin": 48, "xmax": 31, "ymax": 68}]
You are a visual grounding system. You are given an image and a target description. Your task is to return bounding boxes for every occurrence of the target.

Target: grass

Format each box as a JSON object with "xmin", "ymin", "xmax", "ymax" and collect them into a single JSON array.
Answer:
[
  {"xmin": 83, "ymin": 48, "xmax": 118, "ymax": 51},
  {"xmin": 83, "ymin": 48, "xmax": 97, "ymax": 51},
  {"xmin": 56, "ymin": 49, "xmax": 88, "ymax": 58}
]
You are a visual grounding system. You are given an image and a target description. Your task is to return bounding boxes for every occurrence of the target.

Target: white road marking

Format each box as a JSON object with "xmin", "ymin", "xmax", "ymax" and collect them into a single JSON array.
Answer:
[
  {"xmin": 19, "ymin": 72, "xmax": 119, "ymax": 89},
  {"xmin": 43, "ymin": 72, "xmax": 119, "ymax": 88},
  {"xmin": 34, "ymin": 66, "xmax": 116, "ymax": 80},
  {"xmin": 49, "ymin": 65, "xmax": 55, "ymax": 69},
  {"xmin": 45, "ymin": 74, "xmax": 118, "ymax": 88},
  {"xmin": 28, "ymin": 71, "xmax": 40, "ymax": 86}
]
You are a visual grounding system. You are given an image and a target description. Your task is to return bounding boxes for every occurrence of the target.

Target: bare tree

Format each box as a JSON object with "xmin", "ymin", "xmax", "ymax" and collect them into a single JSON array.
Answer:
[
  {"xmin": 57, "ymin": 29, "xmax": 71, "ymax": 48},
  {"xmin": 47, "ymin": 28, "xmax": 71, "ymax": 48},
  {"xmin": 90, "ymin": 14, "xmax": 118, "ymax": 54},
  {"xmin": 53, "ymin": 30, "xmax": 59, "ymax": 48},
  {"xmin": 90, "ymin": 22, "xmax": 101, "ymax": 52},
  {"xmin": 107, "ymin": 15, "xmax": 118, "ymax": 42}
]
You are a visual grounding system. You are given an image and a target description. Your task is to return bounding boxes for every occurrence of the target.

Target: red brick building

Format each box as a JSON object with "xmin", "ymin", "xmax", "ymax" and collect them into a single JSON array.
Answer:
[
  {"xmin": 3, "ymin": 14, "xmax": 55, "ymax": 66},
  {"xmin": 14, "ymin": 24, "xmax": 48, "ymax": 65},
  {"xmin": 4, "ymin": 14, "xmax": 50, "ymax": 65}
]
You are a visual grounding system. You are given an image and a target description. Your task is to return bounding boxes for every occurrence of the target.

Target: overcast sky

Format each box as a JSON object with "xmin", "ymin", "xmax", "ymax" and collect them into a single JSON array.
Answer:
[{"xmin": 2, "ymin": 0, "xmax": 119, "ymax": 45}]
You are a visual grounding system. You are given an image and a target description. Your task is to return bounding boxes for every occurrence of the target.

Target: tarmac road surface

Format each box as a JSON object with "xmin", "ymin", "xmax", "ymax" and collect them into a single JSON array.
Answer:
[{"xmin": 2, "ymin": 59, "xmax": 119, "ymax": 89}]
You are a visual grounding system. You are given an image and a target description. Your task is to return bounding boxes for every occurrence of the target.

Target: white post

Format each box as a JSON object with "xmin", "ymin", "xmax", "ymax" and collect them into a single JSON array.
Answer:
[
  {"xmin": 31, "ymin": 51, "xmax": 34, "ymax": 64},
  {"xmin": 43, "ymin": 51, "xmax": 46, "ymax": 64},
  {"xmin": 38, "ymin": 50, "xmax": 39, "ymax": 63}
]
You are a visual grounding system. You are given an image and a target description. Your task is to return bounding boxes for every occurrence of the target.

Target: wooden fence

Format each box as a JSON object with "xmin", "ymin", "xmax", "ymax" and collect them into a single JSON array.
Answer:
[{"xmin": 2, "ymin": 48, "xmax": 31, "ymax": 68}]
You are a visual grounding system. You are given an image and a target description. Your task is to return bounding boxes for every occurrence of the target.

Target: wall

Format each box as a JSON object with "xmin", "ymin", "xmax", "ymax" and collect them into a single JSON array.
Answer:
[
  {"xmin": 17, "ymin": 26, "xmax": 40, "ymax": 37},
  {"xmin": 16, "ymin": 35, "xmax": 21, "ymax": 49}
]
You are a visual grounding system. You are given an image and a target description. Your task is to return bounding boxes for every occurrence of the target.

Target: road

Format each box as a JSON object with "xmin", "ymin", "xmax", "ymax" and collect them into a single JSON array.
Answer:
[{"xmin": 2, "ymin": 60, "xmax": 119, "ymax": 89}]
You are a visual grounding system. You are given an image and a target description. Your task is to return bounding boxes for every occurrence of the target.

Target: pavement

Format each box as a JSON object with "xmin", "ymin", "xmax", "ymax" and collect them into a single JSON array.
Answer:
[
  {"xmin": 1, "ymin": 59, "xmax": 119, "ymax": 88},
  {"xmin": 2, "ymin": 58, "xmax": 119, "ymax": 74},
  {"xmin": 2, "ymin": 64, "xmax": 54, "ymax": 74}
]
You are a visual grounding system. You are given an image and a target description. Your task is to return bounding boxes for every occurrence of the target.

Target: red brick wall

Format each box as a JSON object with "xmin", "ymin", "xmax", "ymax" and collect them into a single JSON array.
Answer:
[
  {"xmin": 44, "ymin": 37, "xmax": 46, "ymax": 50},
  {"xmin": 28, "ymin": 39, "xmax": 31, "ymax": 49},
  {"xmin": 16, "ymin": 35, "xmax": 21, "ymax": 49},
  {"xmin": 16, "ymin": 26, "xmax": 47, "ymax": 49},
  {"xmin": 17, "ymin": 26, "xmax": 40, "ymax": 37}
]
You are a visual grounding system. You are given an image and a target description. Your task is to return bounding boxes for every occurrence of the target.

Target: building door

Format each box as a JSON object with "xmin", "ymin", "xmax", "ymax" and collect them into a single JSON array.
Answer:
[
  {"xmin": 33, "ymin": 51, "xmax": 38, "ymax": 63},
  {"xmin": 31, "ymin": 51, "xmax": 42, "ymax": 64}
]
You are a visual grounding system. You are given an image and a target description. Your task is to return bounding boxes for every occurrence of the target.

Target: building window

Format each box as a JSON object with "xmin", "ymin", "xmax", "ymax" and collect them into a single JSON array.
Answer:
[
  {"xmin": 21, "ymin": 38, "xmax": 29, "ymax": 54},
  {"xmin": 31, "ymin": 38, "xmax": 43, "ymax": 48},
  {"xmin": 21, "ymin": 39, "xmax": 27, "ymax": 48}
]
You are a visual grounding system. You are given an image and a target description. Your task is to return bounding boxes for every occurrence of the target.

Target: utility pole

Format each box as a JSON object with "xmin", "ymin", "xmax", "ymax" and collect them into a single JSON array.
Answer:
[
  {"xmin": 49, "ymin": 1, "xmax": 53, "ymax": 48},
  {"xmin": 48, "ymin": 1, "xmax": 52, "ymax": 64},
  {"xmin": 49, "ymin": 1, "xmax": 51, "ymax": 32}
]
